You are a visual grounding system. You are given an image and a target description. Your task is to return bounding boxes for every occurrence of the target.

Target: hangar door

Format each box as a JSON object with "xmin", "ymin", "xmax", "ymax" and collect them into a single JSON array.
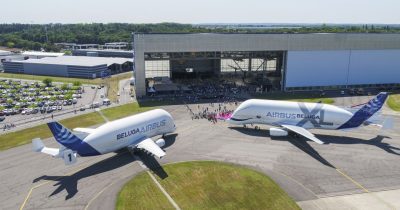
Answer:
[
  {"xmin": 285, "ymin": 51, "xmax": 350, "ymax": 89},
  {"xmin": 285, "ymin": 50, "xmax": 400, "ymax": 89}
]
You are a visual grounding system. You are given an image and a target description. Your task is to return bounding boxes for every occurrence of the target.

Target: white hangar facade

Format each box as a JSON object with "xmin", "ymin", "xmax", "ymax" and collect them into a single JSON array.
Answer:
[{"xmin": 133, "ymin": 33, "xmax": 400, "ymax": 96}]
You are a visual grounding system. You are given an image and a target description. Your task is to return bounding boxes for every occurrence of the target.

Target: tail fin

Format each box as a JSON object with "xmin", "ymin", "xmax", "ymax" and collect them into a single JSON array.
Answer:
[
  {"xmin": 339, "ymin": 92, "xmax": 388, "ymax": 129},
  {"xmin": 47, "ymin": 122, "xmax": 100, "ymax": 156}
]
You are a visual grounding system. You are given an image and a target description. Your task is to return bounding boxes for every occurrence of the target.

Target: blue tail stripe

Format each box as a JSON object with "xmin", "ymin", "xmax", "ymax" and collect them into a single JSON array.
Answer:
[
  {"xmin": 338, "ymin": 92, "xmax": 388, "ymax": 129},
  {"xmin": 47, "ymin": 122, "xmax": 101, "ymax": 156}
]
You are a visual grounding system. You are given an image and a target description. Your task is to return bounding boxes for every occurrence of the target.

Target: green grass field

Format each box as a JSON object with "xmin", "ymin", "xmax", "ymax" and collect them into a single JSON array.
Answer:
[
  {"xmin": 0, "ymin": 102, "xmax": 156, "ymax": 151},
  {"xmin": 117, "ymin": 161, "xmax": 300, "ymax": 210},
  {"xmin": 387, "ymin": 94, "xmax": 400, "ymax": 112},
  {"xmin": 252, "ymin": 92, "xmax": 335, "ymax": 104}
]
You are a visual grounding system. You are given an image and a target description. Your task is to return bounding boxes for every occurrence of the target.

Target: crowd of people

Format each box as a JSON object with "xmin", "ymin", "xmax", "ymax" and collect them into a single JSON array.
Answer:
[
  {"xmin": 3, "ymin": 123, "xmax": 16, "ymax": 131},
  {"xmin": 186, "ymin": 101, "xmax": 237, "ymax": 124}
]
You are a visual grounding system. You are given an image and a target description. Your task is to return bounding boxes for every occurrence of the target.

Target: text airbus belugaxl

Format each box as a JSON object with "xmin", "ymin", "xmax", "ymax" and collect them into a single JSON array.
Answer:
[
  {"xmin": 32, "ymin": 109, "xmax": 176, "ymax": 165},
  {"xmin": 227, "ymin": 92, "xmax": 390, "ymax": 144}
]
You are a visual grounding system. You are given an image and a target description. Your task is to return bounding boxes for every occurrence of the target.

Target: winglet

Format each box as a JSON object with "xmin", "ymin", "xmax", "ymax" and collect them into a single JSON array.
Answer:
[{"xmin": 32, "ymin": 138, "xmax": 45, "ymax": 152}]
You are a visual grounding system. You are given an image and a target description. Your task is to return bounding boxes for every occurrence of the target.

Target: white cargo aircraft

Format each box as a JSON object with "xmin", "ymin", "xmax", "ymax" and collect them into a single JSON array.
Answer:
[
  {"xmin": 32, "ymin": 109, "xmax": 176, "ymax": 165},
  {"xmin": 227, "ymin": 92, "xmax": 389, "ymax": 144}
]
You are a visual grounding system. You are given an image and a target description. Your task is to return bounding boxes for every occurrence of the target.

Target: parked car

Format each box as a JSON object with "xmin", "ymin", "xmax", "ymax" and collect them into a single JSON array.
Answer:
[
  {"xmin": 0, "ymin": 116, "xmax": 5, "ymax": 122},
  {"xmin": 58, "ymin": 106, "xmax": 62, "ymax": 110},
  {"xmin": 79, "ymin": 106, "xmax": 86, "ymax": 111}
]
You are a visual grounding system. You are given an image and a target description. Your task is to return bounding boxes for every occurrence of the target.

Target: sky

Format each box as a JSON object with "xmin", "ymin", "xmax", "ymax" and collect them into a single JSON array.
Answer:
[{"xmin": 1, "ymin": 0, "xmax": 399, "ymax": 24}]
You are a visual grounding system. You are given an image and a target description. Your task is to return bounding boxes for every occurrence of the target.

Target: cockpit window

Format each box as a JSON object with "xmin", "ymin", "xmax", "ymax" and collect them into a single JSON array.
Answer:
[{"xmin": 256, "ymin": 115, "xmax": 261, "ymax": 119}]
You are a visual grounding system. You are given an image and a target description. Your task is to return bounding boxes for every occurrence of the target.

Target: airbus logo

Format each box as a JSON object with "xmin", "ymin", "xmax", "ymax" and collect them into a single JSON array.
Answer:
[
  {"xmin": 117, "ymin": 119, "xmax": 166, "ymax": 140},
  {"xmin": 266, "ymin": 112, "xmax": 321, "ymax": 120}
]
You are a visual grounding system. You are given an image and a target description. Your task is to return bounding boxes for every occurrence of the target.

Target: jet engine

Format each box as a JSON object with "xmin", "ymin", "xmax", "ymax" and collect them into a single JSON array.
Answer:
[
  {"xmin": 155, "ymin": 138, "xmax": 165, "ymax": 148},
  {"xmin": 269, "ymin": 128, "xmax": 288, "ymax": 137}
]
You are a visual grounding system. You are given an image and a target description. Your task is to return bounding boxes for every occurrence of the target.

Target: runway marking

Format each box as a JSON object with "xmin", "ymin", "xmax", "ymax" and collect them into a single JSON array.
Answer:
[{"xmin": 134, "ymin": 154, "xmax": 181, "ymax": 210}]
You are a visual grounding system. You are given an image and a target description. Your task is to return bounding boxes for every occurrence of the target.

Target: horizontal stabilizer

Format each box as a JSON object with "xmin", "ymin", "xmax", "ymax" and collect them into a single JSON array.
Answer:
[
  {"xmin": 73, "ymin": 128, "xmax": 95, "ymax": 134},
  {"xmin": 32, "ymin": 138, "xmax": 59, "ymax": 156},
  {"xmin": 137, "ymin": 138, "xmax": 166, "ymax": 158},
  {"xmin": 280, "ymin": 124, "xmax": 325, "ymax": 144}
]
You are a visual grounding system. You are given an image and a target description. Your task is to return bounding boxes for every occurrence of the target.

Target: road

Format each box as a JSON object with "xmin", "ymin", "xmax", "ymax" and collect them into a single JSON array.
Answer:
[
  {"xmin": 118, "ymin": 79, "xmax": 134, "ymax": 104},
  {"xmin": 1, "ymin": 103, "xmax": 400, "ymax": 210}
]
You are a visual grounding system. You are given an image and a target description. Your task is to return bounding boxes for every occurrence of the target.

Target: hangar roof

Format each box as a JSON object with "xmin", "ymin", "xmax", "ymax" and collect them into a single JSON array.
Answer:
[
  {"xmin": 13, "ymin": 56, "xmax": 133, "ymax": 67},
  {"xmin": 133, "ymin": 33, "xmax": 400, "ymax": 52}
]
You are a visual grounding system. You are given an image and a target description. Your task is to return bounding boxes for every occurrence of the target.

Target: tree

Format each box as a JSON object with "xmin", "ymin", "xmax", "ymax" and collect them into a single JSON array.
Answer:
[
  {"xmin": 6, "ymin": 41, "xmax": 14, "ymax": 48},
  {"xmin": 42, "ymin": 78, "xmax": 53, "ymax": 87}
]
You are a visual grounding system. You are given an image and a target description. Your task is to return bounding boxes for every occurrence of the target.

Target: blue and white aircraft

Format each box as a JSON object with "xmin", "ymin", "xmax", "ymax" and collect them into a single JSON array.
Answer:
[
  {"xmin": 32, "ymin": 109, "xmax": 176, "ymax": 165},
  {"xmin": 227, "ymin": 92, "xmax": 390, "ymax": 144}
]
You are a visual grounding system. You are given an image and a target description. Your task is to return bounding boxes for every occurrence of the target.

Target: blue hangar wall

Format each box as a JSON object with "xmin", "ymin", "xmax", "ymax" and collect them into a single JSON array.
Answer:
[{"xmin": 285, "ymin": 50, "xmax": 400, "ymax": 89}]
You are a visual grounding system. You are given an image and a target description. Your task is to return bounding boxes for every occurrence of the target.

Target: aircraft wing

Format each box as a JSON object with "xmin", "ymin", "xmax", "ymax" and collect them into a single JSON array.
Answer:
[
  {"xmin": 280, "ymin": 124, "xmax": 325, "ymax": 144},
  {"xmin": 136, "ymin": 138, "xmax": 166, "ymax": 158},
  {"xmin": 73, "ymin": 128, "xmax": 95, "ymax": 134}
]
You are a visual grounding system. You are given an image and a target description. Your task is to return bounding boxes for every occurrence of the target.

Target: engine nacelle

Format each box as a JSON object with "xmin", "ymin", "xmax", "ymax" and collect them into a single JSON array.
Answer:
[
  {"xmin": 155, "ymin": 138, "xmax": 165, "ymax": 148},
  {"xmin": 269, "ymin": 128, "xmax": 288, "ymax": 137}
]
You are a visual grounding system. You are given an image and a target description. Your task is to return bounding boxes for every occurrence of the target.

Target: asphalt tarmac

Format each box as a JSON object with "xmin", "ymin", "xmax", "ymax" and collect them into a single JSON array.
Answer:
[{"xmin": 1, "ymin": 104, "xmax": 400, "ymax": 210}]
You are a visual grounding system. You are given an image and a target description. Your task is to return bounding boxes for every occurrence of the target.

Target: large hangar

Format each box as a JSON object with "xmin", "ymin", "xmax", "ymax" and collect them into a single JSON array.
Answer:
[{"xmin": 133, "ymin": 33, "xmax": 400, "ymax": 97}]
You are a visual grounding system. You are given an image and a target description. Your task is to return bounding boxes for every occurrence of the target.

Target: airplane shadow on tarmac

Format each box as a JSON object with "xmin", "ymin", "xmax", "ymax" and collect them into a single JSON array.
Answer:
[
  {"xmin": 32, "ymin": 133, "xmax": 178, "ymax": 200},
  {"xmin": 229, "ymin": 127, "xmax": 400, "ymax": 169}
]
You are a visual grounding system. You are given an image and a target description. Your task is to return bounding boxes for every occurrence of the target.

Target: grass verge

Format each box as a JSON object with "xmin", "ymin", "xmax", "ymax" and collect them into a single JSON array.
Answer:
[
  {"xmin": 0, "ymin": 72, "xmax": 102, "ymax": 85},
  {"xmin": 387, "ymin": 94, "xmax": 400, "ymax": 111},
  {"xmin": 0, "ymin": 72, "xmax": 132, "ymax": 88},
  {"xmin": 0, "ymin": 102, "xmax": 156, "ymax": 151},
  {"xmin": 102, "ymin": 103, "xmax": 154, "ymax": 121},
  {"xmin": 117, "ymin": 161, "xmax": 300, "ymax": 210}
]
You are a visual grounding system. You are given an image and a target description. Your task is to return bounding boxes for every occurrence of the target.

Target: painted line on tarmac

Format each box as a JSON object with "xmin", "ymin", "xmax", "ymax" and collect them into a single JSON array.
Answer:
[
  {"xmin": 84, "ymin": 179, "xmax": 118, "ymax": 210},
  {"xmin": 147, "ymin": 171, "xmax": 181, "ymax": 210},
  {"xmin": 134, "ymin": 154, "xmax": 181, "ymax": 210},
  {"xmin": 19, "ymin": 153, "xmax": 124, "ymax": 210},
  {"xmin": 291, "ymin": 137, "xmax": 395, "ymax": 209}
]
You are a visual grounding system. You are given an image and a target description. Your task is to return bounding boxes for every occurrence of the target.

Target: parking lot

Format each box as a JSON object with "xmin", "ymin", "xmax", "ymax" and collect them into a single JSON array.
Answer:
[{"xmin": 0, "ymin": 79, "xmax": 110, "ymax": 131}]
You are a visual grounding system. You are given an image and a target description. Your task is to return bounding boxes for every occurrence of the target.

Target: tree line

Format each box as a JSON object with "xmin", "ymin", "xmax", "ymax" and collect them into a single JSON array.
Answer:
[{"xmin": 0, "ymin": 23, "xmax": 399, "ymax": 52}]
